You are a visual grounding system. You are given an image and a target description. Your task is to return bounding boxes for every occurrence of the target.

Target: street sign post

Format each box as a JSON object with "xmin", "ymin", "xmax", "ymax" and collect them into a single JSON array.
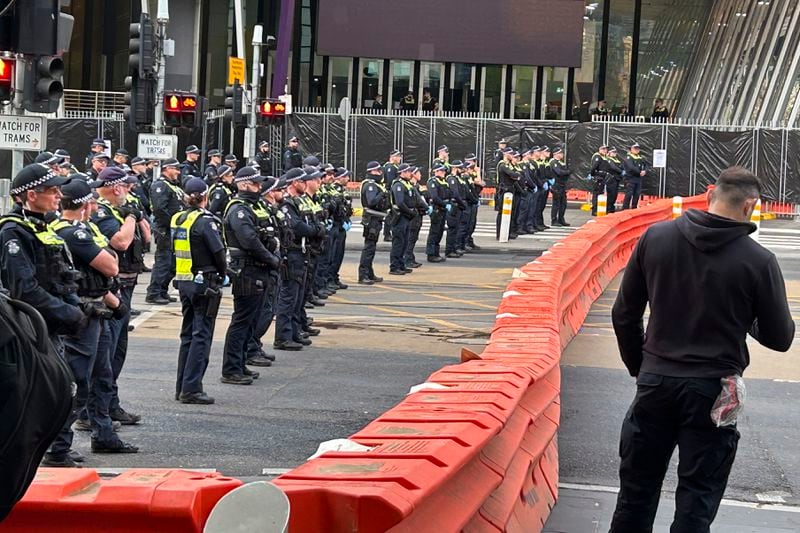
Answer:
[
  {"xmin": 0, "ymin": 115, "xmax": 46, "ymax": 151},
  {"xmin": 137, "ymin": 133, "xmax": 178, "ymax": 159}
]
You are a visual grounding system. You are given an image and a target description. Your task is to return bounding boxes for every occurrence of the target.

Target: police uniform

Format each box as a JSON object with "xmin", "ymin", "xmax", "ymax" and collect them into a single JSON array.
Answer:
[
  {"xmin": 180, "ymin": 161, "xmax": 201, "ymax": 186},
  {"xmin": 445, "ymin": 166, "xmax": 468, "ymax": 257},
  {"xmin": 92, "ymin": 167, "xmax": 146, "ymax": 425},
  {"xmin": 495, "ymin": 154, "xmax": 520, "ymax": 239},
  {"xmin": 0, "ymin": 165, "xmax": 89, "ymax": 466},
  {"xmin": 326, "ymin": 170, "xmax": 353, "ymax": 289},
  {"xmin": 425, "ymin": 168, "xmax": 452, "ymax": 262},
  {"xmin": 403, "ymin": 173, "xmax": 429, "ymax": 268},
  {"xmin": 208, "ymin": 167, "xmax": 236, "ymax": 219},
  {"xmin": 222, "ymin": 168, "xmax": 281, "ymax": 382},
  {"xmin": 84, "ymin": 139, "xmax": 107, "ymax": 171},
  {"xmin": 275, "ymin": 169, "xmax": 323, "ymax": 348},
  {"xmin": 389, "ymin": 165, "xmax": 416, "ymax": 274},
  {"xmin": 463, "ymin": 157, "xmax": 483, "ymax": 249},
  {"xmin": 313, "ymin": 179, "xmax": 338, "ymax": 294},
  {"xmin": 50, "ymin": 187, "xmax": 138, "ymax": 454},
  {"xmin": 282, "ymin": 141, "xmax": 303, "ymax": 171},
  {"xmin": 172, "ymin": 178, "xmax": 227, "ymax": 401},
  {"xmin": 455, "ymin": 162, "xmax": 477, "ymax": 251},
  {"xmin": 622, "ymin": 145, "xmax": 652, "ymax": 210},
  {"xmin": 381, "ymin": 160, "xmax": 400, "ymax": 241},
  {"xmin": 358, "ymin": 163, "xmax": 389, "ymax": 283},
  {"xmin": 549, "ymin": 151, "xmax": 572, "ymax": 226},
  {"xmin": 604, "ymin": 151, "xmax": 624, "ymax": 214},
  {"xmin": 146, "ymin": 160, "xmax": 185, "ymax": 303},
  {"xmin": 254, "ymin": 143, "xmax": 274, "ymax": 176},
  {"xmin": 533, "ymin": 153, "xmax": 551, "ymax": 231},
  {"xmin": 590, "ymin": 148, "xmax": 609, "ymax": 216}
]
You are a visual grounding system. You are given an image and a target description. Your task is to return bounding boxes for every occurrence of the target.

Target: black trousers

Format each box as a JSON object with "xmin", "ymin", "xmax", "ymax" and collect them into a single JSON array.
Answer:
[
  {"xmin": 591, "ymin": 177, "xmax": 606, "ymax": 215},
  {"xmin": 551, "ymin": 185, "xmax": 567, "ymax": 222},
  {"xmin": 445, "ymin": 207, "xmax": 463, "ymax": 253},
  {"xmin": 108, "ymin": 283, "xmax": 134, "ymax": 413},
  {"xmin": 466, "ymin": 204, "xmax": 479, "ymax": 246},
  {"xmin": 176, "ymin": 281, "xmax": 218, "ymax": 395},
  {"xmin": 222, "ymin": 289, "xmax": 265, "ymax": 377},
  {"xmin": 606, "ymin": 178, "xmax": 621, "ymax": 213},
  {"xmin": 275, "ymin": 252, "xmax": 307, "ymax": 342},
  {"xmin": 611, "ymin": 373, "xmax": 740, "ymax": 533},
  {"xmin": 623, "ymin": 178, "xmax": 643, "ymax": 210},
  {"xmin": 390, "ymin": 215, "xmax": 410, "ymax": 271},
  {"xmin": 404, "ymin": 214, "xmax": 423, "ymax": 265},
  {"xmin": 146, "ymin": 230, "xmax": 175, "ymax": 298},
  {"xmin": 534, "ymin": 187, "xmax": 549, "ymax": 227},
  {"xmin": 358, "ymin": 216, "xmax": 382, "ymax": 280},
  {"xmin": 247, "ymin": 272, "xmax": 278, "ymax": 359},
  {"xmin": 426, "ymin": 209, "xmax": 446, "ymax": 257}
]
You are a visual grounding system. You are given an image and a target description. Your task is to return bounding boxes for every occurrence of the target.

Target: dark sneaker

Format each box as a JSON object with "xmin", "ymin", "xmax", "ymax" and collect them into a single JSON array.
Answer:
[
  {"xmin": 42, "ymin": 454, "xmax": 81, "ymax": 468},
  {"xmin": 130, "ymin": 309, "xmax": 142, "ymax": 317},
  {"xmin": 560, "ymin": 220, "xmax": 571, "ymax": 226},
  {"xmin": 220, "ymin": 374, "xmax": 254, "ymax": 385},
  {"xmin": 303, "ymin": 327, "xmax": 321, "ymax": 336},
  {"xmin": 110, "ymin": 408, "xmax": 141, "ymax": 425},
  {"xmin": 293, "ymin": 337, "xmax": 312, "ymax": 346},
  {"xmin": 246, "ymin": 355, "xmax": 273, "ymax": 367},
  {"xmin": 73, "ymin": 419, "xmax": 92, "ymax": 432},
  {"xmin": 166, "ymin": 295, "xmax": 178, "ymax": 302},
  {"xmin": 68, "ymin": 449, "xmax": 86, "ymax": 463},
  {"xmin": 315, "ymin": 292, "xmax": 329, "ymax": 299},
  {"xmin": 358, "ymin": 278, "xmax": 375, "ymax": 285},
  {"xmin": 445, "ymin": 252, "xmax": 462, "ymax": 259},
  {"xmin": 179, "ymin": 392, "xmax": 215, "ymax": 405},
  {"xmin": 243, "ymin": 367, "xmax": 261, "ymax": 379},
  {"xmin": 389, "ymin": 270, "xmax": 406, "ymax": 275},
  {"xmin": 91, "ymin": 439, "xmax": 140, "ymax": 454},
  {"xmin": 427, "ymin": 255, "xmax": 445, "ymax": 263},
  {"xmin": 468, "ymin": 244, "xmax": 481, "ymax": 250},
  {"xmin": 370, "ymin": 276, "xmax": 384, "ymax": 283},
  {"xmin": 274, "ymin": 340, "xmax": 303, "ymax": 351},
  {"xmin": 145, "ymin": 295, "xmax": 171, "ymax": 305},
  {"xmin": 310, "ymin": 297, "xmax": 326, "ymax": 307},
  {"xmin": 336, "ymin": 281, "xmax": 348, "ymax": 290}
]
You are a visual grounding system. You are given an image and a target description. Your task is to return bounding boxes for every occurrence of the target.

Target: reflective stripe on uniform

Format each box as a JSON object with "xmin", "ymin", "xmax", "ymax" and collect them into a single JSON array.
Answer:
[{"xmin": 171, "ymin": 209, "xmax": 203, "ymax": 281}]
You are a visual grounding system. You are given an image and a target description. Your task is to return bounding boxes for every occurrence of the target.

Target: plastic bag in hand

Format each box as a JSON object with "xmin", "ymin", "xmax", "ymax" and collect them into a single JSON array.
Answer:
[{"xmin": 711, "ymin": 375, "xmax": 745, "ymax": 427}]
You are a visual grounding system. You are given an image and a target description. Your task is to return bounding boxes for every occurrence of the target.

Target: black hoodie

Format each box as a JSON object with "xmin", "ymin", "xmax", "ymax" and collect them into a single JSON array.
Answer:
[{"xmin": 612, "ymin": 209, "xmax": 795, "ymax": 378}]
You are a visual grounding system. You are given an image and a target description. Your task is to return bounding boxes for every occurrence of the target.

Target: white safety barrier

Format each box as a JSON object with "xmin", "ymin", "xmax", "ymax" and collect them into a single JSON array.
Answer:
[
  {"xmin": 499, "ymin": 192, "xmax": 513, "ymax": 242},
  {"xmin": 750, "ymin": 199, "xmax": 761, "ymax": 242},
  {"xmin": 672, "ymin": 196, "xmax": 683, "ymax": 219},
  {"xmin": 597, "ymin": 194, "xmax": 607, "ymax": 217}
]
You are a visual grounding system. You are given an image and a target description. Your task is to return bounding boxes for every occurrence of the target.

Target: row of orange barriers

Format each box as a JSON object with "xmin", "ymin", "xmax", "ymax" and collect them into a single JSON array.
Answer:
[{"xmin": 270, "ymin": 192, "xmax": 710, "ymax": 531}]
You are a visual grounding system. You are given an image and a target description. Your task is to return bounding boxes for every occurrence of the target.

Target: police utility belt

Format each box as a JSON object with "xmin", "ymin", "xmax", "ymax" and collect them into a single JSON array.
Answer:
[
  {"xmin": 228, "ymin": 247, "xmax": 273, "ymax": 269},
  {"xmin": 363, "ymin": 207, "xmax": 388, "ymax": 219}
]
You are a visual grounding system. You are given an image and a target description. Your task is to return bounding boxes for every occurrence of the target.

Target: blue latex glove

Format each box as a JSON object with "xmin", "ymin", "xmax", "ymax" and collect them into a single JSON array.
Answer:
[
  {"xmin": 426, "ymin": 205, "xmax": 433, "ymax": 216},
  {"xmin": 548, "ymin": 178, "xmax": 555, "ymax": 186},
  {"xmin": 343, "ymin": 221, "xmax": 351, "ymax": 232},
  {"xmin": 445, "ymin": 203, "xmax": 453, "ymax": 213},
  {"xmin": 222, "ymin": 275, "xmax": 231, "ymax": 287},
  {"xmin": 543, "ymin": 182, "xmax": 550, "ymax": 191},
  {"xmin": 584, "ymin": 174, "xmax": 593, "ymax": 181},
  {"xmin": 532, "ymin": 185, "xmax": 538, "ymax": 193}
]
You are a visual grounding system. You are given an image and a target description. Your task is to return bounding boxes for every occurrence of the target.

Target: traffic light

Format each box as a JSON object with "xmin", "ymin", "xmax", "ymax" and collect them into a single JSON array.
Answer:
[
  {"xmin": 163, "ymin": 91, "xmax": 201, "ymax": 128},
  {"xmin": 124, "ymin": 75, "xmax": 155, "ymax": 129},
  {"xmin": 257, "ymin": 98, "xmax": 286, "ymax": 126},
  {"xmin": 0, "ymin": 58, "xmax": 12, "ymax": 104},
  {"xmin": 22, "ymin": 55, "xmax": 63, "ymax": 113},
  {"xmin": 224, "ymin": 82, "xmax": 245, "ymax": 126},
  {"xmin": 129, "ymin": 14, "xmax": 156, "ymax": 79}
]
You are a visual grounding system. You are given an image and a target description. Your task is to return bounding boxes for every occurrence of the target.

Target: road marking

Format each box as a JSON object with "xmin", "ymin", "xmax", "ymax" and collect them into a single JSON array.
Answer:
[
  {"xmin": 558, "ymin": 483, "xmax": 800, "ymax": 512},
  {"xmin": 130, "ymin": 310, "xmax": 156, "ymax": 329},
  {"xmin": 773, "ymin": 379, "xmax": 800, "ymax": 383},
  {"xmin": 373, "ymin": 282, "xmax": 499, "ymax": 311},
  {"xmin": 261, "ymin": 468, "xmax": 292, "ymax": 476}
]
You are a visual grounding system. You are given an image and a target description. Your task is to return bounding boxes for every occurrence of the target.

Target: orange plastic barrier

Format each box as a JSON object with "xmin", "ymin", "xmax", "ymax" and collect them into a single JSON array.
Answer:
[
  {"xmin": 0, "ymin": 469, "xmax": 242, "ymax": 532},
  {"xmin": 273, "ymin": 193, "xmax": 710, "ymax": 532}
]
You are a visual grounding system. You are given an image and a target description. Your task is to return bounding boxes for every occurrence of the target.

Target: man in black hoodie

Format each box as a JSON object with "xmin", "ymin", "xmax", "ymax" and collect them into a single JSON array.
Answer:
[{"xmin": 610, "ymin": 167, "xmax": 794, "ymax": 533}]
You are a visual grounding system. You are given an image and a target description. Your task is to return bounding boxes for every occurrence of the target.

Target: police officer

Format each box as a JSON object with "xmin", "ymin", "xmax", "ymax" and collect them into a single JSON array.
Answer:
[
  {"xmin": 222, "ymin": 167, "xmax": 280, "ymax": 383},
  {"xmin": 204, "ymin": 149, "xmax": 223, "ymax": 184},
  {"xmin": 180, "ymin": 145, "xmax": 202, "ymax": 185},
  {"xmin": 622, "ymin": 142, "xmax": 652, "ymax": 210},
  {"xmin": 463, "ymin": 154, "xmax": 485, "ymax": 250},
  {"xmin": 171, "ymin": 178, "xmax": 227, "ymax": 402},
  {"xmin": 274, "ymin": 168, "xmax": 323, "ymax": 349},
  {"xmin": 224, "ymin": 154, "xmax": 239, "ymax": 172},
  {"xmin": 532, "ymin": 146, "xmax": 552, "ymax": 231},
  {"xmin": 425, "ymin": 164, "xmax": 451, "ymax": 263},
  {"xmin": 604, "ymin": 147, "xmax": 624, "ymax": 214},
  {"xmin": 325, "ymin": 167, "xmax": 352, "ymax": 290},
  {"xmin": 445, "ymin": 161, "xmax": 468, "ymax": 258},
  {"xmin": 86, "ymin": 152, "xmax": 111, "ymax": 182},
  {"xmin": 51, "ymin": 179, "xmax": 139, "ymax": 455},
  {"xmin": 432, "ymin": 145, "xmax": 451, "ymax": 172},
  {"xmin": 299, "ymin": 167, "xmax": 328, "ymax": 309},
  {"xmin": 389, "ymin": 163, "xmax": 415, "ymax": 275},
  {"xmin": 456, "ymin": 159, "xmax": 479, "ymax": 252},
  {"xmin": 208, "ymin": 165, "xmax": 236, "ymax": 218},
  {"xmin": 358, "ymin": 161, "xmax": 389, "ymax": 284},
  {"xmin": 129, "ymin": 157, "xmax": 152, "ymax": 218},
  {"xmin": 146, "ymin": 158, "xmax": 184, "ymax": 304},
  {"xmin": 0, "ymin": 164, "xmax": 89, "ymax": 467},
  {"xmin": 93, "ymin": 166, "xmax": 148, "ymax": 426},
  {"xmin": 313, "ymin": 166, "xmax": 338, "ymax": 296},
  {"xmin": 493, "ymin": 139, "xmax": 509, "ymax": 169},
  {"xmin": 549, "ymin": 148, "xmax": 571, "ymax": 226},
  {"xmin": 254, "ymin": 141, "xmax": 273, "ymax": 176},
  {"xmin": 54, "ymin": 148, "xmax": 80, "ymax": 175},
  {"xmin": 112, "ymin": 149, "xmax": 130, "ymax": 168},
  {"xmin": 283, "ymin": 136, "xmax": 303, "ymax": 171},
  {"xmin": 84, "ymin": 138, "xmax": 107, "ymax": 171},
  {"xmin": 495, "ymin": 148, "xmax": 520, "ymax": 239},
  {"xmin": 382, "ymin": 149, "xmax": 402, "ymax": 242},
  {"xmin": 403, "ymin": 166, "xmax": 429, "ymax": 269},
  {"xmin": 590, "ymin": 145, "xmax": 610, "ymax": 216}
]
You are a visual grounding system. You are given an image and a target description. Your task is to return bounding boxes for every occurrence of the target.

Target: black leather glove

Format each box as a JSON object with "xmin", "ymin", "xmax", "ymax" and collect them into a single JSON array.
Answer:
[{"xmin": 111, "ymin": 301, "xmax": 129, "ymax": 320}]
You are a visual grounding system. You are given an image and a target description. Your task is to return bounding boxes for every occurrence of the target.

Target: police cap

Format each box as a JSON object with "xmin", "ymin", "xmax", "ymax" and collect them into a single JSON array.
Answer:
[
  {"xmin": 217, "ymin": 165, "xmax": 234, "ymax": 177},
  {"xmin": 207, "ymin": 149, "xmax": 222, "ymax": 158},
  {"xmin": 161, "ymin": 158, "xmax": 181, "ymax": 169},
  {"xmin": 283, "ymin": 167, "xmax": 305, "ymax": 184},
  {"xmin": 184, "ymin": 177, "xmax": 208, "ymax": 196},
  {"xmin": 10, "ymin": 164, "xmax": 70, "ymax": 196},
  {"xmin": 450, "ymin": 160, "xmax": 464, "ymax": 169},
  {"xmin": 91, "ymin": 138, "xmax": 106, "ymax": 147},
  {"xmin": 185, "ymin": 145, "xmax": 201, "ymax": 154},
  {"xmin": 397, "ymin": 163, "xmax": 412, "ymax": 173},
  {"xmin": 61, "ymin": 179, "xmax": 99, "ymax": 205},
  {"xmin": 366, "ymin": 161, "xmax": 382, "ymax": 172},
  {"xmin": 35, "ymin": 151, "xmax": 60, "ymax": 165},
  {"xmin": 335, "ymin": 167, "xmax": 350, "ymax": 179},
  {"xmin": 234, "ymin": 166, "xmax": 265, "ymax": 183},
  {"xmin": 97, "ymin": 166, "xmax": 137, "ymax": 187}
]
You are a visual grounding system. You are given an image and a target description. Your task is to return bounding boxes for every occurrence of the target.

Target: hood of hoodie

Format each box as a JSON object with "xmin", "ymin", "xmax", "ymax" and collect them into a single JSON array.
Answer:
[{"xmin": 676, "ymin": 209, "xmax": 755, "ymax": 252}]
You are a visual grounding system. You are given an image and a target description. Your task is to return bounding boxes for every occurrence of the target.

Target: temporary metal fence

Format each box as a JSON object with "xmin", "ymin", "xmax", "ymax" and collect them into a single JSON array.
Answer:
[{"xmin": 285, "ymin": 109, "xmax": 800, "ymax": 205}]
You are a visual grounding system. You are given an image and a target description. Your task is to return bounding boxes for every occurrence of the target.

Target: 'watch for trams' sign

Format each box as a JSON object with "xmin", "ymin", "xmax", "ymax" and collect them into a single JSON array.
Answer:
[
  {"xmin": 0, "ymin": 116, "xmax": 46, "ymax": 151},
  {"xmin": 137, "ymin": 134, "xmax": 178, "ymax": 160}
]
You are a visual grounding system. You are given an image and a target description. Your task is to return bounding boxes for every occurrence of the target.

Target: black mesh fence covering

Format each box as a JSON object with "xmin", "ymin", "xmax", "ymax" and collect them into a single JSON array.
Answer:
[
  {"xmin": 786, "ymin": 130, "xmax": 800, "ymax": 203},
  {"xmin": 665, "ymin": 126, "xmax": 692, "ymax": 197},
  {"xmin": 565, "ymin": 123, "xmax": 605, "ymax": 191},
  {"xmin": 695, "ymin": 128, "xmax": 754, "ymax": 194},
  {"xmin": 755, "ymin": 129, "xmax": 783, "ymax": 202}
]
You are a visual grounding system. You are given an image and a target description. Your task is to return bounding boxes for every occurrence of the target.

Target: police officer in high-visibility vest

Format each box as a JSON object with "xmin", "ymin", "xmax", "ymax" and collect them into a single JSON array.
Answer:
[
  {"xmin": 171, "ymin": 178, "xmax": 228, "ymax": 402},
  {"xmin": 326, "ymin": 167, "xmax": 352, "ymax": 290},
  {"xmin": 622, "ymin": 142, "xmax": 652, "ymax": 210},
  {"xmin": 51, "ymin": 179, "xmax": 139, "ymax": 455},
  {"xmin": 93, "ymin": 166, "xmax": 148, "ymax": 427},
  {"xmin": 0, "ymin": 164, "xmax": 89, "ymax": 467},
  {"xmin": 208, "ymin": 165, "xmax": 236, "ymax": 218},
  {"xmin": 146, "ymin": 158, "xmax": 184, "ymax": 304},
  {"xmin": 388, "ymin": 163, "xmax": 416, "ymax": 275},
  {"xmin": 222, "ymin": 167, "xmax": 281, "ymax": 384},
  {"xmin": 590, "ymin": 145, "xmax": 609, "ymax": 216},
  {"xmin": 463, "ymin": 153, "xmax": 485, "ymax": 250},
  {"xmin": 274, "ymin": 168, "xmax": 325, "ymax": 349},
  {"xmin": 382, "ymin": 149, "xmax": 402, "ymax": 242},
  {"xmin": 403, "ymin": 166, "xmax": 429, "ymax": 269},
  {"xmin": 358, "ymin": 161, "xmax": 389, "ymax": 284},
  {"xmin": 425, "ymin": 163, "xmax": 451, "ymax": 262},
  {"xmin": 445, "ymin": 161, "xmax": 468, "ymax": 258}
]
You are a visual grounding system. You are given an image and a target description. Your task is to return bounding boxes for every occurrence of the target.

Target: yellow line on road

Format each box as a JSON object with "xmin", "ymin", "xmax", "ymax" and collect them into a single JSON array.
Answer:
[{"xmin": 373, "ymin": 283, "xmax": 499, "ymax": 310}]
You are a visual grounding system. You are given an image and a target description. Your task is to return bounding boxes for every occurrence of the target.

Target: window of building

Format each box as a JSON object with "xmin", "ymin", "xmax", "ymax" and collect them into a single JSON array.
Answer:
[
  {"xmin": 543, "ymin": 67, "xmax": 568, "ymax": 119},
  {"xmin": 482, "ymin": 65, "xmax": 504, "ymax": 115},
  {"xmin": 389, "ymin": 60, "xmax": 413, "ymax": 110},
  {"xmin": 448, "ymin": 63, "xmax": 476, "ymax": 112},
  {"xmin": 419, "ymin": 62, "xmax": 443, "ymax": 112},
  {"xmin": 573, "ymin": 1, "xmax": 605, "ymax": 114},
  {"xmin": 328, "ymin": 57, "xmax": 352, "ymax": 108},
  {"xmin": 512, "ymin": 66, "xmax": 534, "ymax": 119},
  {"xmin": 359, "ymin": 58, "xmax": 383, "ymax": 108},
  {"xmin": 604, "ymin": 0, "xmax": 635, "ymax": 112}
]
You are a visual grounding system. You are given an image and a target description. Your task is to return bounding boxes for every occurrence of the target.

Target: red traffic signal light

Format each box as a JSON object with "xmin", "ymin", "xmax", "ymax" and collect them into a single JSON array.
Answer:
[
  {"xmin": 0, "ymin": 58, "xmax": 12, "ymax": 83},
  {"xmin": 258, "ymin": 98, "xmax": 286, "ymax": 125},
  {"xmin": 163, "ymin": 91, "xmax": 200, "ymax": 128}
]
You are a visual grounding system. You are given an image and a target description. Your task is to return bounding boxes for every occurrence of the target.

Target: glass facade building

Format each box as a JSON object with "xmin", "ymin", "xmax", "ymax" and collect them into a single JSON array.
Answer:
[{"xmin": 58, "ymin": 1, "xmax": 800, "ymax": 125}]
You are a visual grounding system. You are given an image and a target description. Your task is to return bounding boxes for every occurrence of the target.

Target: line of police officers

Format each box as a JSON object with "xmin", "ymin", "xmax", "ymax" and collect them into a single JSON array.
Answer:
[{"xmin": 589, "ymin": 142, "xmax": 653, "ymax": 216}]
